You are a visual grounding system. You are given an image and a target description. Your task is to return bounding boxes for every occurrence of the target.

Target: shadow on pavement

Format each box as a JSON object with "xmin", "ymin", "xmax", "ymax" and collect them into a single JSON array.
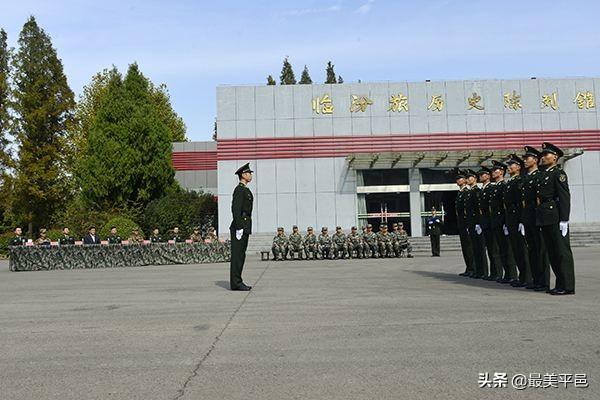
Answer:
[
  {"xmin": 409, "ymin": 270, "xmax": 525, "ymax": 291},
  {"xmin": 215, "ymin": 280, "xmax": 230, "ymax": 290}
]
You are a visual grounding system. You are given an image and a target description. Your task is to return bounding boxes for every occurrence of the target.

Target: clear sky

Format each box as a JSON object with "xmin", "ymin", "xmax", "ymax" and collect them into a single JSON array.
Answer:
[{"xmin": 2, "ymin": 0, "xmax": 599, "ymax": 141}]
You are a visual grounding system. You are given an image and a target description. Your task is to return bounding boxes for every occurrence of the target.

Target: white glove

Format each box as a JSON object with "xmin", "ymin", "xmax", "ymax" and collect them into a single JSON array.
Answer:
[
  {"xmin": 465, "ymin": 227, "xmax": 469, "ymax": 234},
  {"xmin": 559, "ymin": 221, "xmax": 568, "ymax": 237},
  {"xmin": 475, "ymin": 224, "xmax": 482, "ymax": 235},
  {"xmin": 428, "ymin": 220, "xmax": 433, "ymax": 225},
  {"xmin": 518, "ymin": 223, "xmax": 525, "ymax": 236},
  {"xmin": 503, "ymin": 225, "xmax": 509, "ymax": 236},
  {"xmin": 235, "ymin": 229, "xmax": 243, "ymax": 240}
]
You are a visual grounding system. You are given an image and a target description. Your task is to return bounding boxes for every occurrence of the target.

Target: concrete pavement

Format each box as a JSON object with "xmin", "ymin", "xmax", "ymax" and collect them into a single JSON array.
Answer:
[{"xmin": 1, "ymin": 248, "xmax": 598, "ymax": 400}]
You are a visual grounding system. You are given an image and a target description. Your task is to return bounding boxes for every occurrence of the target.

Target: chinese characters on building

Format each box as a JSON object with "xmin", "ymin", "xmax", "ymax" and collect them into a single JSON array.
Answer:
[{"xmin": 311, "ymin": 90, "xmax": 595, "ymax": 114}]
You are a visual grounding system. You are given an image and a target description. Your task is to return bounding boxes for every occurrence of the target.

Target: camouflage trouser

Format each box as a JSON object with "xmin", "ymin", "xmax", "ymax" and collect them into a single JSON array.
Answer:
[
  {"xmin": 348, "ymin": 243, "xmax": 364, "ymax": 258},
  {"xmin": 363, "ymin": 243, "xmax": 378, "ymax": 258},
  {"xmin": 378, "ymin": 242, "xmax": 394, "ymax": 258},
  {"xmin": 304, "ymin": 244, "xmax": 318, "ymax": 259},
  {"xmin": 272, "ymin": 244, "xmax": 288, "ymax": 260},
  {"xmin": 318, "ymin": 244, "xmax": 332, "ymax": 260},
  {"xmin": 395, "ymin": 241, "xmax": 412, "ymax": 257},
  {"xmin": 288, "ymin": 244, "xmax": 304, "ymax": 260},
  {"xmin": 332, "ymin": 243, "xmax": 348, "ymax": 259}
]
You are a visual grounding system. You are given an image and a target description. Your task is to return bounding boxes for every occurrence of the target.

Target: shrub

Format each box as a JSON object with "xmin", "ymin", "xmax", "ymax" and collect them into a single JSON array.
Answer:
[
  {"xmin": 45, "ymin": 229, "xmax": 64, "ymax": 242},
  {"xmin": 99, "ymin": 216, "xmax": 143, "ymax": 240},
  {"xmin": 0, "ymin": 231, "xmax": 14, "ymax": 256},
  {"xmin": 143, "ymin": 190, "xmax": 217, "ymax": 238}
]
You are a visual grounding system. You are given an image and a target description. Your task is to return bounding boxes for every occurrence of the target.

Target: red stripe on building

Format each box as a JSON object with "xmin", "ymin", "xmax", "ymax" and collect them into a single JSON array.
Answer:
[
  {"xmin": 216, "ymin": 130, "xmax": 600, "ymax": 161},
  {"xmin": 172, "ymin": 151, "xmax": 217, "ymax": 171}
]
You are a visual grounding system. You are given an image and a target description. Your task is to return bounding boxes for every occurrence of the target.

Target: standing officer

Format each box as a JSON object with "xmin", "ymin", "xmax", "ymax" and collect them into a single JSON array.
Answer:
[
  {"xmin": 427, "ymin": 208, "xmax": 443, "ymax": 257},
  {"xmin": 477, "ymin": 167, "xmax": 502, "ymax": 281},
  {"xmin": 537, "ymin": 143, "xmax": 575, "ymax": 295},
  {"xmin": 230, "ymin": 163, "xmax": 254, "ymax": 291},
  {"xmin": 504, "ymin": 154, "xmax": 532, "ymax": 287},
  {"xmin": 465, "ymin": 169, "xmax": 489, "ymax": 278},
  {"xmin": 454, "ymin": 169, "xmax": 475, "ymax": 277},
  {"xmin": 521, "ymin": 146, "xmax": 550, "ymax": 291},
  {"xmin": 489, "ymin": 161, "xmax": 517, "ymax": 283}
]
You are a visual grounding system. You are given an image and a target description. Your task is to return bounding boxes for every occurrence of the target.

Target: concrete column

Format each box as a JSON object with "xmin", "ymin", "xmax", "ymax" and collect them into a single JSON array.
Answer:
[{"xmin": 409, "ymin": 168, "xmax": 422, "ymax": 237}]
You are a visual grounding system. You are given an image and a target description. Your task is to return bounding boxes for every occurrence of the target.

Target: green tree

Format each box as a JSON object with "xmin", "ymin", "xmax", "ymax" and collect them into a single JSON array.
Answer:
[
  {"xmin": 0, "ymin": 29, "xmax": 11, "ymax": 174},
  {"xmin": 325, "ymin": 61, "xmax": 337, "ymax": 84},
  {"xmin": 337, "ymin": 75, "xmax": 344, "ymax": 84},
  {"xmin": 75, "ymin": 63, "xmax": 176, "ymax": 211},
  {"xmin": 149, "ymin": 83, "xmax": 187, "ymax": 142},
  {"xmin": 279, "ymin": 57, "xmax": 296, "ymax": 85},
  {"xmin": 299, "ymin": 65, "xmax": 313, "ymax": 84},
  {"xmin": 266, "ymin": 75, "xmax": 276, "ymax": 85},
  {"xmin": 11, "ymin": 17, "xmax": 76, "ymax": 235}
]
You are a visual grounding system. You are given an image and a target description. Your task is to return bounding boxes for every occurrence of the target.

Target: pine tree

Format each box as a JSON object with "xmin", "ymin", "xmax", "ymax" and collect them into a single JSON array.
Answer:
[
  {"xmin": 299, "ymin": 65, "xmax": 313, "ymax": 84},
  {"xmin": 266, "ymin": 75, "xmax": 276, "ymax": 85},
  {"xmin": 11, "ymin": 17, "xmax": 75, "ymax": 234},
  {"xmin": 337, "ymin": 75, "xmax": 344, "ymax": 84},
  {"xmin": 149, "ymin": 83, "xmax": 187, "ymax": 142},
  {"xmin": 325, "ymin": 61, "xmax": 337, "ymax": 84},
  {"xmin": 279, "ymin": 57, "xmax": 296, "ymax": 85},
  {"xmin": 75, "ymin": 63, "xmax": 176, "ymax": 210},
  {"xmin": 0, "ymin": 29, "xmax": 10, "ymax": 223}
]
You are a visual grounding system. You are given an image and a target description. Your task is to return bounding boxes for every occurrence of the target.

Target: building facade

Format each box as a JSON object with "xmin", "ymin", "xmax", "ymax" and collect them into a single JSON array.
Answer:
[{"xmin": 173, "ymin": 78, "xmax": 600, "ymax": 236}]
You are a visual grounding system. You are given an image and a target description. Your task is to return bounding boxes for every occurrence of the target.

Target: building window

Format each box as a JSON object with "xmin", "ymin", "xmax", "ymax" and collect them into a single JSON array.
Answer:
[{"xmin": 361, "ymin": 169, "xmax": 409, "ymax": 186}]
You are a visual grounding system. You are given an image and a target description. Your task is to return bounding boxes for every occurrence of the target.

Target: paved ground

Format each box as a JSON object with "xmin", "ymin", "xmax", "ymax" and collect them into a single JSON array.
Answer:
[{"xmin": 1, "ymin": 248, "xmax": 599, "ymax": 400}]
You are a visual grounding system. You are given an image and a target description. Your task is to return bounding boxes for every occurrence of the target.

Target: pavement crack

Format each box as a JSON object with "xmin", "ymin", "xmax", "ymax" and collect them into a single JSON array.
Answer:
[{"xmin": 173, "ymin": 261, "xmax": 272, "ymax": 400}]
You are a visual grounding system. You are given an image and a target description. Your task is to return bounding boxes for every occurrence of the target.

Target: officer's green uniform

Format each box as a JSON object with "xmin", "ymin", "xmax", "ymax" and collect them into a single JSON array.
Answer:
[
  {"xmin": 230, "ymin": 164, "xmax": 254, "ymax": 290},
  {"xmin": 455, "ymin": 172, "xmax": 475, "ymax": 276},
  {"xmin": 478, "ymin": 173, "xmax": 502, "ymax": 280},
  {"xmin": 536, "ymin": 143, "xmax": 575, "ymax": 294},
  {"xmin": 171, "ymin": 233, "xmax": 185, "ymax": 243},
  {"xmin": 489, "ymin": 162, "xmax": 517, "ymax": 282},
  {"xmin": 521, "ymin": 146, "xmax": 551, "ymax": 290},
  {"xmin": 8, "ymin": 235, "xmax": 26, "ymax": 246},
  {"xmin": 150, "ymin": 234, "xmax": 163, "ymax": 243},
  {"xmin": 504, "ymin": 156, "xmax": 532, "ymax": 287},
  {"xmin": 465, "ymin": 170, "xmax": 489, "ymax": 278},
  {"xmin": 59, "ymin": 234, "xmax": 75, "ymax": 245},
  {"xmin": 108, "ymin": 234, "xmax": 122, "ymax": 244}
]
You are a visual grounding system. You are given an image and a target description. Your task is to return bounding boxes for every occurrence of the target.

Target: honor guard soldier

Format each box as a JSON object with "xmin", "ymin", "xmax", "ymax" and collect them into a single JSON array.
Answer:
[
  {"xmin": 230, "ymin": 163, "xmax": 254, "ymax": 291},
  {"xmin": 288, "ymin": 226, "xmax": 304, "ymax": 260},
  {"xmin": 317, "ymin": 227, "xmax": 333, "ymax": 260},
  {"xmin": 489, "ymin": 161, "xmax": 518, "ymax": 283},
  {"xmin": 465, "ymin": 169, "xmax": 489, "ymax": 278},
  {"xmin": 427, "ymin": 208, "xmax": 443, "ymax": 257},
  {"xmin": 362, "ymin": 224, "xmax": 378, "ymax": 258},
  {"xmin": 303, "ymin": 227, "xmax": 318, "ymax": 260},
  {"xmin": 537, "ymin": 143, "xmax": 575, "ymax": 295},
  {"xmin": 107, "ymin": 226, "xmax": 122, "ymax": 244},
  {"xmin": 272, "ymin": 227, "xmax": 289, "ymax": 261},
  {"xmin": 504, "ymin": 155, "xmax": 532, "ymax": 287},
  {"xmin": 453, "ymin": 169, "xmax": 475, "ymax": 277},
  {"xmin": 59, "ymin": 227, "xmax": 76, "ymax": 245},
  {"xmin": 477, "ymin": 167, "xmax": 502, "ymax": 280},
  {"xmin": 521, "ymin": 146, "xmax": 551, "ymax": 291}
]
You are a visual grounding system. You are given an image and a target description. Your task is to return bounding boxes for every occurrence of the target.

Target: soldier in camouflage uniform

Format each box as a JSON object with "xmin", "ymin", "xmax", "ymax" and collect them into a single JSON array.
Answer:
[
  {"xmin": 362, "ymin": 224, "xmax": 378, "ymax": 258},
  {"xmin": 128, "ymin": 228, "xmax": 144, "ymax": 244},
  {"xmin": 59, "ymin": 227, "xmax": 76, "ymax": 245},
  {"xmin": 391, "ymin": 223, "xmax": 402, "ymax": 257},
  {"xmin": 272, "ymin": 227, "xmax": 289, "ymax": 261},
  {"xmin": 377, "ymin": 224, "xmax": 394, "ymax": 258},
  {"xmin": 331, "ymin": 226, "xmax": 348, "ymax": 259},
  {"xmin": 287, "ymin": 225, "xmax": 304, "ymax": 260},
  {"xmin": 107, "ymin": 227, "xmax": 122, "ymax": 244},
  {"xmin": 171, "ymin": 227, "xmax": 185, "ymax": 243},
  {"xmin": 317, "ymin": 227, "xmax": 333, "ymax": 260},
  {"xmin": 35, "ymin": 228, "xmax": 51, "ymax": 246},
  {"xmin": 303, "ymin": 227, "xmax": 318, "ymax": 260},
  {"xmin": 8, "ymin": 227, "xmax": 26, "ymax": 246},
  {"xmin": 150, "ymin": 228, "xmax": 163, "ymax": 243},
  {"xmin": 347, "ymin": 226, "xmax": 364, "ymax": 259},
  {"xmin": 396, "ymin": 222, "xmax": 413, "ymax": 258},
  {"xmin": 205, "ymin": 227, "xmax": 218, "ymax": 242},
  {"xmin": 189, "ymin": 227, "xmax": 203, "ymax": 243}
]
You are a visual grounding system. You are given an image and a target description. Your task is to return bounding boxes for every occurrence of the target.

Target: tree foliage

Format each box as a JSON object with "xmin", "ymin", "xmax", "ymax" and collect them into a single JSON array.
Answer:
[
  {"xmin": 299, "ymin": 65, "xmax": 313, "ymax": 84},
  {"xmin": 279, "ymin": 57, "xmax": 296, "ymax": 85},
  {"xmin": 0, "ymin": 29, "xmax": 11, "ymax": 173},
  {"xmin": 325, "ymin": 61, "xmax": 337, "ymax": 84},
  {"xmin": 266, "ymin": 75, "xmax": 276, "ymax": 85}
]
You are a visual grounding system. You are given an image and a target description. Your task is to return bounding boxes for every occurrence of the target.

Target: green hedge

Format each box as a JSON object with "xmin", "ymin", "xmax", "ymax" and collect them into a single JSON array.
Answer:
[
  {"xmin": 99, "ymin": 217, "xmax": 143, "ymax": 240},
  {"xmin": 0, "ymin": 231, "xmax": 13, "ymax": 255}
]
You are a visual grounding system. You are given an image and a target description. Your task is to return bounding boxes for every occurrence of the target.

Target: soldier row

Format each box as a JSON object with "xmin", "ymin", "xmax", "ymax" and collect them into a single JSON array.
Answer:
[
  {"xmin": 453, "ymin": 142, "xmax": 575, "ymax": 295},
  {"xmin": 271, "ymin": 224, "xmax": 413, "ymax": 261},
  {"xmin": 7, "ymin": 226, "xmax": 220, "ymax": 246}
]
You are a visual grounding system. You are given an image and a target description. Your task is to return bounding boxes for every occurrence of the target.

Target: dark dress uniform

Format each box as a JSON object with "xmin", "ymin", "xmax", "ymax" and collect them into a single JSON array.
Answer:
[
  {"xmin": 150, "ymin": 234, "xmax": 163, "ymax": 243},
  {"xmin": 504, "ymin": 157, "xmax": 532, "ymax": 287},
  {"xmin": 489, "ymin": 161, "xmax": 517, "ymax": 283},
  {"xmin": 427, "ymin": 214, "xmax": 443, "ymax": 256},
  {"xmin": 536, "ymin": 143, "xmax": 575, "ymax": 294},
  {"xmin": 465, "ymin": 171, "xmax": 489, "ymax": 278},
  {"xmin": 521, "ymin": 146, "xmax": 551, "ymax": 291},
  {"xmin": 230, "ymin": 163, "xmax": 254, "ymax": 290},
  {"xmin": 478, "ymin": 174, "xmax": 503, "ymax": 280},
  {"xmin": 108, "ymin": 234, "xmax": 122, "ymax": 244},
  {"xmin": 455, "ymin": 174, "xmax": 475, "ymax": 276},
  {"xmin": 59, "ymin": 234, "xmax": 75, "ymax": 245},
  {"xmin": 8, "ymin": 235, "xmax": 26, "ymax": 246}
]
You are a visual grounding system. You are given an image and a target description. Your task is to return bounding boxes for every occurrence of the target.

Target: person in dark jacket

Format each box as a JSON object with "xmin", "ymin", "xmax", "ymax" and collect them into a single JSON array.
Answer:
[
  {"xmin": 229, "ymin": 163, "xmax": 254, "ymax": 291},
  {"xmin": 427, "ymin": 207, "xmax": 443, "ymax": 256},
  {"xmin": 83, "ymin": 226, "xmax": 101, "ymax": 245}
]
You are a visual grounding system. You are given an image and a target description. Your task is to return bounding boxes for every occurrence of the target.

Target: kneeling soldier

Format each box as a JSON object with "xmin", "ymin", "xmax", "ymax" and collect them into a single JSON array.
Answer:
[
  {"xmin": 303, "ymin": 227, "xmax": 318, "ymax": 260},
  {"xmin": 377, "ymin": 224, "xmax": 394, "ymax": 258},
  {"xmin": 397, "ymin": 222, "xmax": 413, "ymax": 258},
  {"xmin": 347, "ymin": 226, "xmax": 364, "ymax": 259},
  {"xmin": 288, "ymin": 225, "xmax": 304, "ymax": 260},
  {"xmin": 332, "ymin": 226, "xmax": 348, "ymax": 259},
  {"xmin": 362, "ymin": 224, "xmax": 378, "ymax": 258},
  {"xmin": 317, "ymin": 227, "xmax": 333, "ymax": 260},
  {"xmin": 272, "ymin": 227, "xmax": 289, "ymax": 261}
]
